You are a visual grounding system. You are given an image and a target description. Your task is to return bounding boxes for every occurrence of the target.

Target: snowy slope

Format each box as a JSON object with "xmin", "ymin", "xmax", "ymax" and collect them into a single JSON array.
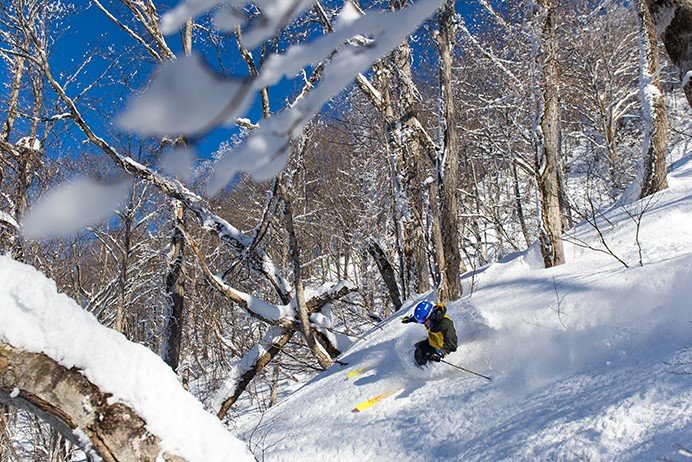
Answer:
[{"xmin": 238, "ymin": 156, "xmax": 692, "ymax": 461}]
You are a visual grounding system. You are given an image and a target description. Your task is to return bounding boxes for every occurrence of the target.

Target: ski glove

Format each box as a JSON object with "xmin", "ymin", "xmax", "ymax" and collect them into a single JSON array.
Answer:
[
  {"xmin": 429, "ymin": 349, "xmax": 444, "ymax": 362},
  {"xmin": 401, "ymin": 315, "xmax": 414, "ymax": 324}
]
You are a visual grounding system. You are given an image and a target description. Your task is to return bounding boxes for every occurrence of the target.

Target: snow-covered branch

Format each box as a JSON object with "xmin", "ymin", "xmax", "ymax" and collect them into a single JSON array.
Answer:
[
  {"xmin": 33, "ymin": 51, "xmax": 293, "ymax": 299},
  {"xmin": 0, "ymin": 210, "xmax": 18, "ymax": 230},
  {"xmin": 116, "ymin": 0, "xmax": 444, "ymax": 190},
  {"xmin": 182, "ymin": 224, "xmax": 295, "ymax": 324},
  {"xmin": 459, "ymin": 17, "xmax": 524, "ymax": 89}
]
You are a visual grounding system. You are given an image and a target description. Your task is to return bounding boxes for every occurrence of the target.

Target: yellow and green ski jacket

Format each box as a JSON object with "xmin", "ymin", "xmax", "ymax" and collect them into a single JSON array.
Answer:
[{"xmin": 425, "ymin": 305, "xmax": 458, "ymax": 354}]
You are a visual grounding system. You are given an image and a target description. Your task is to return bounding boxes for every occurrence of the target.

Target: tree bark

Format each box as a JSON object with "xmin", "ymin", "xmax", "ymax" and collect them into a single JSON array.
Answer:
[
  {"xmin": 161, "ymin": 19, "xmax": 192, "ymax": 371},
  {"xmin": 391, "ymin": 41, "xmax": 431, "ymax": 294},
  {"xmin": 114, "ymin": 199, "xmax": 133, "ymax": 334},
  {"xmin": 535, "ymin": 0, "xmax": 566, "ymax": 268},
  {"xmin": 377, "ymin": 62, "xmax": 415, "ymax": 300},
  {"xmin": 646, "ymin": 0, "xmax": 692, "ymax": 107},
  {"xmin": 511, "ymin": 161, "xmax": 532, "ymax": 248},
  {"xmin": 161, "ymin": 201, "xmax": 186, "ymax": 371},
  {"xmin": 639, "ymin": 0, "xmax": 670, "ymax": 198},
  {"xmin": 0, "ymin": 52, "xmax": 25, "ymax": 142},
  {"xmin": 278, "ymin": 176, "xmax": 332, "ymax": 370},
  {"xmin": 367, "ymin": 239, "xmax": 403, "ymax": 312},
  {"xmin": 435, "ymin": 0, "xmax": 464, "ymax": 301},
  {"xmin": 0, "ymin": 343, "xmax": 185, "ymax": 462}
]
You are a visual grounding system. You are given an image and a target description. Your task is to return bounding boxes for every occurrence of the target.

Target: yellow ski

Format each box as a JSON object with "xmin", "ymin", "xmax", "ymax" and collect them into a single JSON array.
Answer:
[
  {"xmin": 352, "ymin": 388, "xmax": 402, "ymax": 412},
  {"xmin": 347, "ymin": 368, "xmax": 370, "ymax": 380}
]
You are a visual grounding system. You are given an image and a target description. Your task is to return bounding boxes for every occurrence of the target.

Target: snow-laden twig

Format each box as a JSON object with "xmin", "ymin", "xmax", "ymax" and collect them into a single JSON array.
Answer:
[
  {"xmin": 206, "ymin": 0, "xmax": 444, "ymax": 190},
  {"xmin": 180, "ymin": 223, "xmax": 294, "ymax": 325},
  {"xmin": 458, "ymin": 17, "xmax": 524, "ymax": 90},
  {"xmin": 0, "ymin": 210, "xmax": 18, "ymax": 230}
]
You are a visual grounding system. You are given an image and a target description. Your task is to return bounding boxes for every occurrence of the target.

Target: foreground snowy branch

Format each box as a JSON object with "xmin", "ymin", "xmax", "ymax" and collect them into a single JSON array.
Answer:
[
  {"xmin": 116, "ymin": 0, "xmax": 444, "ymax": 190},
  {"xmin": 29, "ymin": 49, "xmax": 294, "ymax": 299}
]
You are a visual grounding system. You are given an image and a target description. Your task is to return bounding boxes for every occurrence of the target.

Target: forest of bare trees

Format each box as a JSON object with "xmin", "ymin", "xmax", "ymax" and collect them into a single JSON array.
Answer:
[{"xmin": 0, "ymin": 0, "xmax": 690, "ymax": 459}]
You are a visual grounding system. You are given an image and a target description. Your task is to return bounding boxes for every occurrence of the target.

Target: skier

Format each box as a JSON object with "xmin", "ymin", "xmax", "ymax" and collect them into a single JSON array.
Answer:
[{"xmin": 401, "ymin": 300, "xmax": 458, "ymax": 367}]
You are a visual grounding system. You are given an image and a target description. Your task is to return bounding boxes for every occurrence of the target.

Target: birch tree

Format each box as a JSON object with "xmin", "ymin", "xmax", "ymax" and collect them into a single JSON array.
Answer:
[
  {"xmin": 534, "ymin": 0, "xmax": 566, "ymax": 267},
  {"xmin": 638, "ymin": 0, "xmax": 670, "ymax": 198},
  {"xmin": 434, "ymin": 0, "xmax": 465, "ymax": 299}
]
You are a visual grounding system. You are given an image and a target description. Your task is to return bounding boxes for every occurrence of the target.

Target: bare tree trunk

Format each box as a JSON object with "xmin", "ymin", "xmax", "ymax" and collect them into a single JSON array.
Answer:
[
  {"xmin": 367, "ymin": 239, "xmax": 403, "ymax": 313},
  {"xmin": 161, "ymin": 19, "xmax": 192, "ymax": 371},
  {"xmin": 511, "ymin": 161, "xmax": 532, "ymax": 248},
  {"xmin": 161, "ymin": 201, "xmax": 186, "ymax": 370},
  {"xmin": 639, "ymin": 0, "xmax": 670, "ymax": 198},
  {"xmin": 279, "ymin": 176, "xmax": 332, "ymax": 370},
  {"xmin": 646, "ymin": 0, "xmax": 692, "ymax": 107},
  {"xmin": 114, "ymin": 205, "xmax": 132, "ymax": 334},
  {"xmin": 556, "ymin": 138, "xmax": 573, "ymax": 232},
  {"xmin": 424, "ymin": 177, "xmax": 446, "ymax": 288},
  {"xmin": 9, "ymin": 48, "xmax": 44, "ymax": 262},
  {"xmin": 0, "ymin": 53, "xmax": 25, "ymax": 142},
  {"xmin": 0, "ymin": 410, "xmax": 21, "ymax": 462},
  {"xmin": 435, "ymin": 0, "xmax": 464, "ymax": 301},
  {"xmin": 268, "ymin": 360, "xmax": 281, "ymax": 407},
  {"xmin": 378, "ymin": 63, "xmax": 415, "ymax": 300},
  {"xmin": 391, "ymin": 40, "xmax": 431, "ymax": 294},
  {"xmin": 605, "ymin": 116, "xmax": 620, "ymax": 186},
  {"xmin": 0, "ymin": 343, "xmax": 185, "ymax": 462},
  {"xmin": 535, "ymin": 0, "xmax": 566, "ymax": 268}
]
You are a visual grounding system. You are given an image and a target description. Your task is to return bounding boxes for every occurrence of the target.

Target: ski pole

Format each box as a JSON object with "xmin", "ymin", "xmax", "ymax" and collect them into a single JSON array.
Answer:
[{"xmin": 440, "ymin": 359, "xmax": 492, "ymax": 381}]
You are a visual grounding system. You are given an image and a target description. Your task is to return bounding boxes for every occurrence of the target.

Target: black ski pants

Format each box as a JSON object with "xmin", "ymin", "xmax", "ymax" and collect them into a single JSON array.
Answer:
[{"xmin": 414, "ymin": 340, "xmax": 436, "ymax": 367}]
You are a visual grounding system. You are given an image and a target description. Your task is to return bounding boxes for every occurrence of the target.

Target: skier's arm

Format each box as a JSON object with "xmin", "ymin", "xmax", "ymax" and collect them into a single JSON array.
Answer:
[{"xmin": 441, "ymin": 319, "xmax": 458, "ymax": 354}]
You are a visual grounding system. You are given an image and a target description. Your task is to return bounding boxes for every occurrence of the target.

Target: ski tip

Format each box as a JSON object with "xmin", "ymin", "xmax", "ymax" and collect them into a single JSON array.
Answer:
[
  {"xmin": 352, "ymin": 388, "xmax": 401, "ymax": 412},
  {"xmin": 347, "ymin": 368, "xmax": 369, "ymax": 380}
]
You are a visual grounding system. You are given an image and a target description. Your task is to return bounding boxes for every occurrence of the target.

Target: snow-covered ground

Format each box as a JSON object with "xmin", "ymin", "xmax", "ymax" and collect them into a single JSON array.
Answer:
[
  {"xmin": 238, "ymin": 155, "xmax": 692, "ymax": 461},
  {"xmin": 2, "ymin": 157, "xmax": 690, "ymax": 462}
]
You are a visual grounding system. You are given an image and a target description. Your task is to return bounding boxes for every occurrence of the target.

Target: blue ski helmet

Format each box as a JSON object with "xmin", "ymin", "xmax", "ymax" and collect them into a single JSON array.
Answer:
[{"xmin": 413, "ymin": 300, "xmax": 434, "ymax": 323}]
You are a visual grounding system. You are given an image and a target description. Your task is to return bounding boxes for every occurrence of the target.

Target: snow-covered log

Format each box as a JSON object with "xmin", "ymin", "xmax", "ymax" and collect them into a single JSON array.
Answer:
[
  {"xmin": 216, "ymin": 326, "xmax": 294, "ymax": 418},
  {"xmin": 0, "ymin": 342, "xmax": 183, "ymax": 462},
  {"xmin": 0, "ymin": 256, "xmax": 253, "ymax": 462}
]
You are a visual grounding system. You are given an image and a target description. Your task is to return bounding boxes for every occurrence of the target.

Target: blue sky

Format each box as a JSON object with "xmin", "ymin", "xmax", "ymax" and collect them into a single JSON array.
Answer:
[{"xmin": 3, "ymin": 1, "xmax": 484, "ymax": 161}]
